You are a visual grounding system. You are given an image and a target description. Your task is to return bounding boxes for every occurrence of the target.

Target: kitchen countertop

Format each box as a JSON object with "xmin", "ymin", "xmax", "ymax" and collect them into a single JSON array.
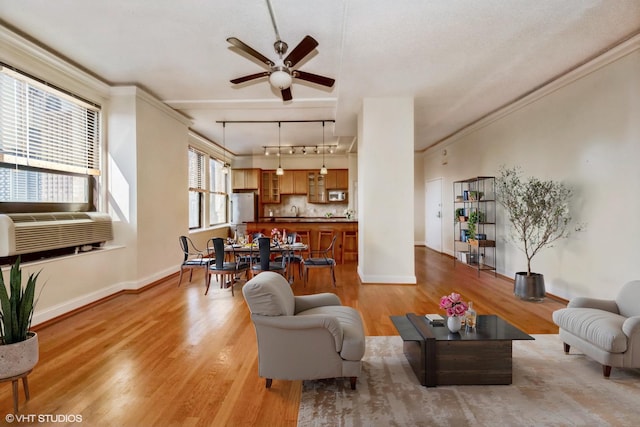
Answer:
[{"xmin": 253, "ymin": 217, "xmax": 357, "ymax": 223}]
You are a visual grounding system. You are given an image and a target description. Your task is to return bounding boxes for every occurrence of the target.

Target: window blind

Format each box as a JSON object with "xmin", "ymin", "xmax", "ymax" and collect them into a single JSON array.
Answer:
[
  {"xmin": 0, "ymin": 66, "xmax": 101, "ymax": 176},
  {"xmin": 188, "ymin": 147, "xmax": 205, "ymax": 191}
]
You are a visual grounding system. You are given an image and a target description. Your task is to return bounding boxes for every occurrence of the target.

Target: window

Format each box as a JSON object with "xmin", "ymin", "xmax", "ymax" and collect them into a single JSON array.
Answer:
[
  {"xmin": 209, "ymin": 158, "xmax": 228, "ymax": 226},
  {"xmin": 0, "ymin": 63, "xmax": 101, "ymax": 212},
  {"xmin": 188, "ymin": 147, "xmax": 205, "ymax": 229},
  {"xmin": 188, "ymin": 146, "xmax": 229, "ymax": 230}
]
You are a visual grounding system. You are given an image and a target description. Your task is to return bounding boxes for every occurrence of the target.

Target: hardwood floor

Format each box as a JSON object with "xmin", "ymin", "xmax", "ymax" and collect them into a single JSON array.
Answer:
[{"xmin": 1, "ymin": 247, "xmax": 565, "ymax": 425}]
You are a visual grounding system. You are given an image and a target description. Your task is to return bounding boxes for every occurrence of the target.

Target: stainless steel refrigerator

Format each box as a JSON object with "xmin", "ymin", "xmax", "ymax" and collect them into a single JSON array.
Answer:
[{"xmin": 230, "ymin": 193, "xmax": 257, "ymax": 235}]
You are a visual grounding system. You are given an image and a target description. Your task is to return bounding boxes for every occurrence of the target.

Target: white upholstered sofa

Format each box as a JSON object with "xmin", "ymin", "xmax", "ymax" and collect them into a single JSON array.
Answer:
[
  {"xmin": 552, "ymin": 280, "xmax": 640, "ymax": 377},
  {"xmin": 242, "ymin": 271, "xmax": 366, "ymax": 389}
]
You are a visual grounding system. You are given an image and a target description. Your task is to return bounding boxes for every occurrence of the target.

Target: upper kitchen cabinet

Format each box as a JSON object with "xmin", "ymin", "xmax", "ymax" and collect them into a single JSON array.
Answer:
[
  {"xmin": 261, "ymin": 170, "xmax": 280, "ymax": 203},
  {"xmin": 307, "ymin": 172, "xmax": 327, "ymax": 203},
  {"xmin": 325, "ymin": 169, "xmax": 348, "ymax": 189},
  {"xmin": 232, "ymin": 168, "xmax": 260, "ymax": 190},
  {"xmin": 280, "ymin": 170, "xmax": 308, "ymax": 195}
]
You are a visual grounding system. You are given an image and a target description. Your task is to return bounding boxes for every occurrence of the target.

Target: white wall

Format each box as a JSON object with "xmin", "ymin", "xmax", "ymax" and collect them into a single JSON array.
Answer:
[
  {"xmin": 358, "ymin": 97, "xmax": 416, "ymax": 284},
  {"xmin": 421, "ymin": 39, "xmax": 640, "ymax": 300},
  {"xmin": 414, "ymin": 156, "xmax": 426, "ymax": 245},
  {"xmin": 1, "ymin": 26, "xmax": 200, "ymax": 325}
]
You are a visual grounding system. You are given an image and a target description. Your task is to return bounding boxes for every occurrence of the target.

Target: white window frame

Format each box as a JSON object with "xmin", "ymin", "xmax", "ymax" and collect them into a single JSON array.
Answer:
[
  {"xmin": 0, "ymin": 63, "xmax": 101, "ymax": 213},
  {"xmin": 188, "ymin": 147, "xmax": 205, "ymax": 229},
  {"xmin": 209, "ymin": 157, "xmax": 228, "ymax": 226},
  {"xmin": 188, "ymin": 146, "xmax": 229, "ymax": 230}
]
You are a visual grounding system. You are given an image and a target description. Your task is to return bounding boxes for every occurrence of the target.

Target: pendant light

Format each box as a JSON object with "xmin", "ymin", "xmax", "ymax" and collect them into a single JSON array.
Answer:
[
  {"xmin": 222, "ymin": 122, "xmax": 229, "ymax": 174},
  {"xmin": 276, "ymin": 122, "xmax": 284, "ymax": 175},
  {"xmin": 320, "ymin": 121, "xmax": 328, "ymax": 175}
]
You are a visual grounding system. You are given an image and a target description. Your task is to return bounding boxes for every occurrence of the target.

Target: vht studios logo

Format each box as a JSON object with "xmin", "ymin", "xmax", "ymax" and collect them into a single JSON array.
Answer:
[{"xmin": 5, "ymin": 413, "xmax": 83, "ymax": 423}]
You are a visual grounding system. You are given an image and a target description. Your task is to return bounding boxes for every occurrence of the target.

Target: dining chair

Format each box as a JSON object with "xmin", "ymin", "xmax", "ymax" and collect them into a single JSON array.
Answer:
[
  {"xmin": 250, "ymin": 237, "xmax": 287, "ymax": 278},
  {"xmin": 238, "ymin": 232, "xmax": 264, "ymax": 265},
  {"xmin": 178, "ymin": 236, "xmax": 214, "ymax": 289},
  {"xmin": 274, "ymin": 232, "xmax": 303, "ymax": 280},
  {"xmin": 206, "ymin": 237, "xmax": 249, "ymax": 296},
  {"xmin": 302, "ymin": 234, "xmax": 338, "ymax": 287}
]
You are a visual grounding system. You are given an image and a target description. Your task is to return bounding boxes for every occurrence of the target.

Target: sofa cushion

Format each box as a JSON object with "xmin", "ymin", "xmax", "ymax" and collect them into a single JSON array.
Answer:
[
  {"xmin": 552, "ymin": 307, "xmax": 628, "ymax": 353},
  {"xmin": 616, "ymin": 280, "xmax": 640, "ymax": 318},
  {"xmin": 297, "ymin": 305, "xmax": 366, "ymax": 361},
  {"xmin": 242, "ymin": 272, "xmax": 295, "ymax": 316}
]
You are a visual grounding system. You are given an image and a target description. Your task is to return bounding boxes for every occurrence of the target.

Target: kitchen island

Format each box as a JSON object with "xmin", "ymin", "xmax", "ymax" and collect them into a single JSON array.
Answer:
[{"xmin": 245, "ymin": 218, "xmax": 358, "ymax": 264}]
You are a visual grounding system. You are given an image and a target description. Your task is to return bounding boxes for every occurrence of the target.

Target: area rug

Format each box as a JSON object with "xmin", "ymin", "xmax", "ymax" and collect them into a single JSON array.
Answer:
[{"xmin": 298, "ymin": 335, "xmax": 640, "ymax": 427}]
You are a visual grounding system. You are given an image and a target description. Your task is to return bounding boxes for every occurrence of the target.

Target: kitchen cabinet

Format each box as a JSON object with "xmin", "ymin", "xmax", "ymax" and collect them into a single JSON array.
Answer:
[
  {"xmin": 307, "ymin": 172, "xmax": 326, "ymax": 203},
  {"xmin": 453, "ymin": 176, "xmax": 496, "ymax": 276},
  {"xmin": 280, "ymin": 170, "xmax": 308, "ymax": 195},
  {"xmin": 325, "ymin": 169, "xmax": 348, "ymax": 189},
  {"xmin": 261, "ymin": 170, "xmax": 280, "ymax": 203},
  {"xmin": 232, "ymin": 168, "xmax": 260, "ymax": 190}
]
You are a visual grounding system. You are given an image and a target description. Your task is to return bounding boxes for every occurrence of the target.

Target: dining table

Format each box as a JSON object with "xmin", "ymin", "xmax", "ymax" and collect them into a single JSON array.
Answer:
[{"xmin": 222, "ymin": 241, "xmax": 308, "ymax": 283}]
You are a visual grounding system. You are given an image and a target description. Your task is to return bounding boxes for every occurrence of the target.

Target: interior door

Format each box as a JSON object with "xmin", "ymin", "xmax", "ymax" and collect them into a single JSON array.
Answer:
[{"xmin": 425, "ymin": 178, "xmax": 442, "ymax": 252}]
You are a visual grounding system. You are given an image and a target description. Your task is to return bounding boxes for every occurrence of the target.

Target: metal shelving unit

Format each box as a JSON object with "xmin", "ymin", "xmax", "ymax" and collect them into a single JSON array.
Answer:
[{"xmin": 453, "ymin": 176, "xmax": 497, "ymax": 277}]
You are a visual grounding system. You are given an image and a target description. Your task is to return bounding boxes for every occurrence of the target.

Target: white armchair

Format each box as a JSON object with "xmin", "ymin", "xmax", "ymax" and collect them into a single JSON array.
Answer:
[
  {"xmin": 242, "ymin": 272, "xmax": 366, "ymax": 389},
  {"xmin": 552, "ymin": 280, "xmax": 640, "ymax": 377}
]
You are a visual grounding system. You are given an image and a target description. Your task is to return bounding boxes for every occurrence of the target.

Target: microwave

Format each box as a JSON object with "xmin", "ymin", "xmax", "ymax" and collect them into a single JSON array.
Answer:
[{"xmin": 328, "ymin": 190, "xmax": 347, "ymax": 201}]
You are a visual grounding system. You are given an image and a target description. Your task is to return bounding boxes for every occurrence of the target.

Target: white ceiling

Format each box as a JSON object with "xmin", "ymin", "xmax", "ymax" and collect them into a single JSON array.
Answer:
[{"xmin": 1, "ymin": 0, "xmax": 639, "ymax": 157}]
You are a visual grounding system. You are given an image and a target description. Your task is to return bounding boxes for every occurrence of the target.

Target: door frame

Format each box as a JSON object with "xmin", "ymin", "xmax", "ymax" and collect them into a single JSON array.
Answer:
[{"xmin": 425, "ymin": 178, "xmax": 443, "ymax": 252}]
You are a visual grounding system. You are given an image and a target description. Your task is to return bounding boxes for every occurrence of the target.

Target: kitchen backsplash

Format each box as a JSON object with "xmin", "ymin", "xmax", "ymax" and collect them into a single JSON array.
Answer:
[{"xmin": 262, "ymin": 195, "xmax": 353, "ymax": 218}]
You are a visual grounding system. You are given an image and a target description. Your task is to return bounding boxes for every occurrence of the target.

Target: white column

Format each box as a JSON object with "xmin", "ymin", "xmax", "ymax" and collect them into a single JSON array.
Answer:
[{"xmin": 357, "ymin": 97, "xmax": 416, "ymax": 284}]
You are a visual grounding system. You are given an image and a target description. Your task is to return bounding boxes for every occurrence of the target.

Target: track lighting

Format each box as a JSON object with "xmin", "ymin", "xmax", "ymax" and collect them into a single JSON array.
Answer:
[
  {"xmin": 320, "ymin": 121, "xmax": 327, "ymax": 175},
  {"xmin": 222, "ymin": 122, "xmax": 229, "ymax": 174},
  {"xmin": 276, "ymin": 122, "xmax": 284, "ymax": 175}
]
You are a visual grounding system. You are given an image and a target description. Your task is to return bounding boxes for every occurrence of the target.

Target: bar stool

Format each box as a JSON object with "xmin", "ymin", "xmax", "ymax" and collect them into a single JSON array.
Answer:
[
  {"xmin": 317, "ymin": 230, "xmax": 334, "ymax": 252},
  {"xmin": 341, "ymin": 230, "xmax": 358, "ymax": 264}
]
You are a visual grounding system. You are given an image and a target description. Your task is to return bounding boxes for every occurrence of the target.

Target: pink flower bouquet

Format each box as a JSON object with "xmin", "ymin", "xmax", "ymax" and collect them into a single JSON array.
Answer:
[{"xmin": 439, "ymin": 292, "xmax": 468, "ymax": 317}]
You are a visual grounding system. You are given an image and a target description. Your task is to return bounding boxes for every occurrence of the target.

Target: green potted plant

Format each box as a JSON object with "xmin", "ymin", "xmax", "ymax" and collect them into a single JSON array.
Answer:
[
  {"xmin": 495, "ymin": 166, "xmax": 582, "ymax": 301},
  {"xmin": 466, "ymin": 210, "xmax": 486, "ymax": 240},
  {"xmin": 455, "ymin": 208, "xmax": 466, "ymax": 222},
  {"xmin": 0, "ymin": 258, "xmax": 41, "ymax": 379},
  {"xmin": 469, "ymin": 191, "xmax": 484, "ymax": 201}
]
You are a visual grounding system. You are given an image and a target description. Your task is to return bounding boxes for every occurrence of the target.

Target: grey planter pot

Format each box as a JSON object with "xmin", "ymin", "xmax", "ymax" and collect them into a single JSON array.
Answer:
[
  {"xmin": 514, "ymin": 272, "xmax": 546, "ymax": 301},
  {"xmin": 0, "ymin": 332, "xmax": 39, "ymax": 379}
]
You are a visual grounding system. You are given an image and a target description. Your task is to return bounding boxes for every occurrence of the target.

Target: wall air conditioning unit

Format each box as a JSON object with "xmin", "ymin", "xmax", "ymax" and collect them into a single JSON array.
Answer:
[{"xmin": 0, "ymin": 212, "xmax": 113, "ymax": 257}]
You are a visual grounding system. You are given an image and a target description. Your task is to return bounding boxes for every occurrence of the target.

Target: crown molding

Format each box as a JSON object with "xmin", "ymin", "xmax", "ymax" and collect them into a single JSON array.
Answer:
[
  {"xmin": 0, "ymin": 25, "xmax": 110, "ymax": 103},
  {"xmin": 110, "ymin": 86, "xmax": 192, "ymax": 127},
  {"xmin": 425, "ymin": 32, "xmax": 640, "ymax": 155}
]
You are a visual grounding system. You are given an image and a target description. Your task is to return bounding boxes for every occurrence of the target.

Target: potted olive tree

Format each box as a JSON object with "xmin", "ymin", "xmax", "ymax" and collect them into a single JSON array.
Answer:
[
  {"xmin": 0, "ymin": 258, "xmax": 41, "ymax": 379},
  {"xmin": 496, "ymin": 166, "xmax": 581, "ymax": 301}
]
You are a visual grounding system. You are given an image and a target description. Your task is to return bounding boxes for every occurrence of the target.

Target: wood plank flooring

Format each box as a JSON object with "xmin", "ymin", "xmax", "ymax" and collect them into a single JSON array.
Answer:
[{"xmin": 1, "ymin": 247, "xmax": 565, "ymax": 425}]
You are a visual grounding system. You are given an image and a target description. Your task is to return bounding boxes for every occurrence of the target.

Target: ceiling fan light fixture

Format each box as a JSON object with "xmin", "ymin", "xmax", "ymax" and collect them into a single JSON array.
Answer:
[{"xmin": 269, "ymin": 69, "xmax": 292, "ymax": 89}]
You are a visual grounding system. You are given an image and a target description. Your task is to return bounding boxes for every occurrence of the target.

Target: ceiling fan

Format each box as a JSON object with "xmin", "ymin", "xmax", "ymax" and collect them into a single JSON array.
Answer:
[{"xmin": 227, "ymin": 0, "xmax": 335, "ymax": 101}]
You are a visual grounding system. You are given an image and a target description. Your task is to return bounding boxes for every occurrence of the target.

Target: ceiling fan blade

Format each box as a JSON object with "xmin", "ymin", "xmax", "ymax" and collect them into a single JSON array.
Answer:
[
  {"xmin": 227, "ymin": 37, "xmax": 274, "ymax": 66},
  {"xmin": 230, "ymin": 72, "xmax": 270, "ymax": 84},
  {"xmin": 281, "ymin": 87, "xmax": 292, "ymax": 101},
  {"xmin": 283, "ymin": 35, "xmax": 318, "ymax": 68},
  {"xmin": 293, "ymin": 70, "xmax": 335, "ymax": 88}
]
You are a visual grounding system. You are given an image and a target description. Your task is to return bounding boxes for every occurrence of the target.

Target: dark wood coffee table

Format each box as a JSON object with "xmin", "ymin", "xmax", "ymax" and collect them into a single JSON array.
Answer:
[{"xmin": 391, "ymin": 313, "xmax": 533, "ymax": 387}]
